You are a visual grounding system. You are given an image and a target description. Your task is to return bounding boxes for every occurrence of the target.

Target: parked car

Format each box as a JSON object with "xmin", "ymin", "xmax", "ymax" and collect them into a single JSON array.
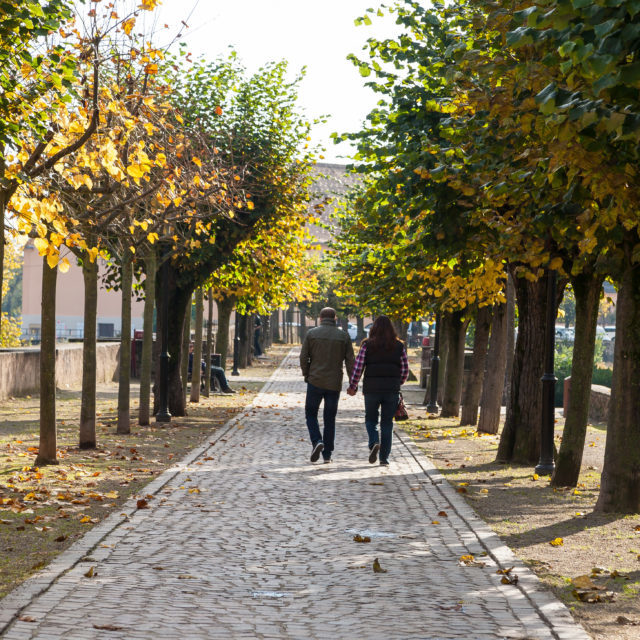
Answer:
[
  {"xmin": 555, "ymin": 326, "xmax": 574, "ymax": 342},
  {"xmin": 347, "ymin": 322, "xmax": 357, "ymax": 341},
  {"xmin": 604, "ymin": 325, "xmax": 616, "ymax": 341},
  {"xmin": 596, "ymin": 325, "xmax": 613, "ymax": 343}
]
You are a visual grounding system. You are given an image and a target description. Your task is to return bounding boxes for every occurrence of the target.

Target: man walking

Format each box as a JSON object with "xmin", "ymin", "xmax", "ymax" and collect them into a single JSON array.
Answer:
[{"xmin": 300, "ymin": 307, "xmax": 355, "ymax": 463}]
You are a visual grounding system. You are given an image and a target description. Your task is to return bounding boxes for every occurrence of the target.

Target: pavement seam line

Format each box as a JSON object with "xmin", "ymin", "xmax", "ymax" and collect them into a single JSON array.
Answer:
[{"xmin": 0, "ymin": 355, "xmax": 290, "ymax": 636}]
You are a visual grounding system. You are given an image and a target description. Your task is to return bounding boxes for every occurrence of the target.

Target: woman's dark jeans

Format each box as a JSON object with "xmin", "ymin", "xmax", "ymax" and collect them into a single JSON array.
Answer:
[
  {"xmin": 364, "ymin": 391, "xmax": 399, "ymax": 463},
  {"xmin": 305, "ymin": 382, "xmax": 340, "ymax": 460}
]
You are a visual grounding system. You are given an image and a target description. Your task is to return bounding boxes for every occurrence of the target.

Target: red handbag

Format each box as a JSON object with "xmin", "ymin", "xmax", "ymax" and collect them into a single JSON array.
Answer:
[{"xmin": 394, "ymin": 393, "xmax": 409, "ymax": 421}]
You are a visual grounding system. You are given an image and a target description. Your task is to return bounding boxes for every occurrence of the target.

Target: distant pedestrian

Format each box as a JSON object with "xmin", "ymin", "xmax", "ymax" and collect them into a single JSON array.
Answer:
[
  {"xmin": 188, "ymin": 344, "xmax": 236, "ymax": 394},
  {"xmin": 253, "ymin": 315, "xmax": 263, "ymax": 357},
  {"xmin": 347, "ymin": 315, "xmax": 409, "ymax": 467},
  {"xmin": 300, "ymin": 307, "xmax": 355, "ymax": 463}
]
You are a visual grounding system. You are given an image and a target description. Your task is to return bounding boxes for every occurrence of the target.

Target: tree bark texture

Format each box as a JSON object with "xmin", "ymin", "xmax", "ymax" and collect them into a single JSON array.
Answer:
[
  {"xmin": 215, "ymin": 296, "xmax": 233, "ymax": 369},
  {"xmin": 552, "ymin": 271, "xmax": 603, "ymax": 487},
  {"xmin": 271, "ymin": 310, "xmax": 281, "ymax": 343},
  {"xmin": 596, "ymin": 239, "xmax": 640, "ymax": 513},
  {"xmin": 204, "ymin": 292, "xmax": 213, "ymax": 396},
  {"xmin": 497, "ymin": 273, "xmax": 550, "ymax": 464},
  {"xmin": 36, "ymin": 258, "xmax": 58, "ymax": 466},
  {"xmin": 460, "ymin": 306, "xmax": 492, "ymax": 426},
  {"xmin": 181, "ymin": 302, "xmax": 191, "ymax": 405},
  {"xmin": 436, "ymin": 315, "xmax": 450, "ymax": 407},
  {"xmin": 79, "ymin": 258, "xmax": 98, "ymax": 447},
  {"xmin": 239, "ymin": 314, "xmax": 249, "ymax": 368},
  {"xmin": 117, "ymin": 255, "xmax": 132, "ymax": 435},
  {"xmin": 478, "ymin": 301, "xmax": 508, "ymax": 434},
  {"xmin": 503, "ymin": 273, "xmax": 516, "ymax": 405},
  {"xmin": 441, "ymin": 311, "xmax": 469, "ymax": 418},
  {"xmin": 190, "ymin": 288, "xmax": 204, "ymax": 403},
  {"xmin": 138, "ymin": 251, "xmax": 156, "ymax": 426},
  {"xmin": 356, "ymin": 316, "xmax": 365, "ymax": 345}
]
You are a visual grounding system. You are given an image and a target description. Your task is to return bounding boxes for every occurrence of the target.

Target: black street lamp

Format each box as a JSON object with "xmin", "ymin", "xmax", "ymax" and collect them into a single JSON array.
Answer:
[
  {"xmin": 536, "ymin": 269, "xmax": 557, "ymax": 475},
  {"xmin": 232, "ymin": 310, "xmax": 240, "ymax": 376},
  {"xmin": 426, "ymin": 314, "xmax": 441, "ymax": 414},
  {"xmin": 155, "ymin": 245, "xmax": 171, "ymax": 423}
]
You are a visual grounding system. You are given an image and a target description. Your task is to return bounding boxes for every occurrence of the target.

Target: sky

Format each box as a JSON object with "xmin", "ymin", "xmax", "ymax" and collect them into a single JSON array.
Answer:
[{"xmin": 148, "ymin": 0, "xmax": 404, "ymax": 163}]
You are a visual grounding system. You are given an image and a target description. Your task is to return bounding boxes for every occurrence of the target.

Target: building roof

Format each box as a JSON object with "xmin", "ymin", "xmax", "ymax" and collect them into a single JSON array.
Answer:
[{"xmin": 308, "ymin": 162, "xmax": 361, "ymax": 244}]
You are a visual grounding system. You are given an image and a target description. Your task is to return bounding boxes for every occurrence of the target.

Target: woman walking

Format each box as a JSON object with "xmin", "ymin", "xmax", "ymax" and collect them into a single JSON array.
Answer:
[{"xmin": 347, "ymin": 316, "xmax": 409, "ymax": 466}]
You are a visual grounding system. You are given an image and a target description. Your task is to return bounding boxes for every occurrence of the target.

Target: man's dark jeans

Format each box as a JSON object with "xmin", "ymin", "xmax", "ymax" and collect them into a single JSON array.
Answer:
[
  {"xmin": 364, "ymin": 391, "xmax": 399, "ymax": 463},
  {"xmin": 305, "ymin": 382, "xmax": 340, "ymax": 460}
]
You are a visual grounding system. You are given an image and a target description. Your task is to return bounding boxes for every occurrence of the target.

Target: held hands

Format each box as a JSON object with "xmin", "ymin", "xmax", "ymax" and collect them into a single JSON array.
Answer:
[{"xmin": 346, "ymin": 386, "xmax": 357, "ymax": 396}]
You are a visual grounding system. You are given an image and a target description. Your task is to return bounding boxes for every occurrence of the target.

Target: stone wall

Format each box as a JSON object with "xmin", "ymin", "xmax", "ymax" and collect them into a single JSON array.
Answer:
[
  {"xmin": 0, "ymin": 343, "xmax": 120, "ymax": 400},
  {"xmin": 562, "ymin": 376, "xmax": 610, "ymax": 425}
]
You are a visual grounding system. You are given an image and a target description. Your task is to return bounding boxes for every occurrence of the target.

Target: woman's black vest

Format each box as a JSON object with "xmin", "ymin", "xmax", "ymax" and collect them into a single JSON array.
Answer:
[{"xmin": 363, "ymin": 340, "xmax": 404, "ymax": 394}]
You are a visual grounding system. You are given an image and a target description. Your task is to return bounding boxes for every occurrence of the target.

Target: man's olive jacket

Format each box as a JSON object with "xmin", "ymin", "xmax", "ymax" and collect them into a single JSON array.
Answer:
[{"xmin": 300, "ymin": 319, "xmax": 355, "ymax": 392}]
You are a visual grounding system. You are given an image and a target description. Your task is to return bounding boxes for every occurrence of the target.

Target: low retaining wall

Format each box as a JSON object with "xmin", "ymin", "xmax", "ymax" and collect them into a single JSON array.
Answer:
[
  {"xmin": 563, "ymin": 376, "xmax": 610, "ymax": 425},
  {"xmin": 0, "ymin": 343, "xmax": 120, "ymax": 400}
]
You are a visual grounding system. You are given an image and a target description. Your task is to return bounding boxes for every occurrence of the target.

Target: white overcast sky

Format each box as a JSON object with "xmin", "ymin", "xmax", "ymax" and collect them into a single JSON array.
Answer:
[{"xmin": 147, "ymin": 0, "xmax": 404, "ymax": 162}]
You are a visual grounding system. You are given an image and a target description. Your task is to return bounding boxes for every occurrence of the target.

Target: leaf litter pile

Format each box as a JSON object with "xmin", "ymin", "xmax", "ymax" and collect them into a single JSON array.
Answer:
[
  {"xmin": 0, "ymin": 347, "xmax": 287, "ymax": 600},
  {"xmin": 398, "ymin": 399, "xmax": 640, "ymax": 640}
]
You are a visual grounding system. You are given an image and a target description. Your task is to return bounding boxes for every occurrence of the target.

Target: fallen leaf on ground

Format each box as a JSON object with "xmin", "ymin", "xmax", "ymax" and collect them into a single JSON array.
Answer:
[
  {"xmin": 616, "ymin": 616, "xmax": 640, "ymax": 626},
  {"xmin": 459, "ymin": 554, "xmax": 486, "ymax": 567},
  {"xmin": 84, "ymin": 566, "xmax": 96, "ymax": 578},
  {"xmin": 136, "ymin": 499, "xmax": 149, "ymax": 509},
  {"xmin": 93, "ymin": 624, "xmax": 123, "ymax": 631},
  {"xmin": 437, "ymin": 511, "xmax": 448, "ymax": 517},
  {"xmin": 549, "ymin": 537, "xmax": 564, "ymax": 546},
  {"xmin": 572, "ymin": 575, "xmax": 597, "ymax": 589},
  {"xmin": 353, "ymin": 534, "xmax": 371, "ymax": 543},
  {"xmin": 373, "ymin": 558, "xmax": 387, "ymax": 573},
  {"xmin": 18, "ymin": 616, "xmax": 36, "ymax": 622}
]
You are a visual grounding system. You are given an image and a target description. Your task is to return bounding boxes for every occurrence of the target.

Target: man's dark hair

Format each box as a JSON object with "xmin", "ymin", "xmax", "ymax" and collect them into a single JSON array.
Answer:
[{"xmin": 320, "ymin": 307, "xmax": 336, "ymax": 320}]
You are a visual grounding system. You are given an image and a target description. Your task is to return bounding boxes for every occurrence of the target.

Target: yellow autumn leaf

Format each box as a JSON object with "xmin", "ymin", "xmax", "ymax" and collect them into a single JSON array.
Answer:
[
  {"xmin": 58, "ymin": 258, "xmax": 71, "ymax": 274},
  {"xmin": 127, "ymin": 164, "xmax": 145, "ymax": 179},
  {"xmin": 122, "ymin": 17, "xmax": 135, "ymax": 35},
  {"xmin": 129, "ymin": 246, "xmax": 136, "ymax": 254},
  {"xmin": 550, "ymin": 537, "xmax": 564, "ymax": 546},
  {"xmin": 549, "ymin": 257, "xmax": 563, "ymax": 271},
  {"xmin": 192, "ymin": 156, "xmax": 202, "ymax": 167},
  {"xmin": 147, "ymin": 232, "xmax": 159, "ymax": 244},
  {"xmin": 46, "ymin": 252, "xmax": 58, "ymax": 270},
  {"xmin": 33, "ymin": 238, "xmax": 49, "ymax": 255}
]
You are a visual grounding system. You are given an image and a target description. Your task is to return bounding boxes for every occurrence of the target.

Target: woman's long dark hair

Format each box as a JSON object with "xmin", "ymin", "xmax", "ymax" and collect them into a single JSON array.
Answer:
[{"xmin": 367, "ymin": 315, "xmax": 398, "ymax": 352}]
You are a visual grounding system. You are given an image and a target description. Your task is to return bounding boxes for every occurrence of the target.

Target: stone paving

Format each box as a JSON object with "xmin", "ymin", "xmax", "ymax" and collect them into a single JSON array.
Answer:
[{"xmin": 0, "ymin": 349, "xmax": 590, "ymax": 640}]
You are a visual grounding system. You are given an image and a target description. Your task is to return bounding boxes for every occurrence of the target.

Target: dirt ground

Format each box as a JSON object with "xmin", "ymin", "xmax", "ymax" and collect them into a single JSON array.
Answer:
[
  {"xmin": 0, "ymin": 346, "xmax": 288, "ymax": 600},
  {"xmin": 400, "ymin": 376, "xmax": 640, "ymax": 640}
]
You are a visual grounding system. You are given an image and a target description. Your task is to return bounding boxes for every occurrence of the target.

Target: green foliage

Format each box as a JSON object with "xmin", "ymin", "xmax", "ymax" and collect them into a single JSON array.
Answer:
[
  {"xmin": 554, "ymin": 341, "xmax": 611, "ymax": 406},
  {"xmin": 0, "ymin": 0, "xmax": 76, "ymax": 160}
]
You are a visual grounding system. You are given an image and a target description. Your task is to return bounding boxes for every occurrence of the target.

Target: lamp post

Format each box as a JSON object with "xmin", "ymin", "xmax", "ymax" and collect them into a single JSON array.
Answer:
[
  {"xmin": 426, "ymin": 314, "xmax": 441, "ymax": 414},
  {"xmin": 155, "ymin": 245, "xmax": 171, "ymax": 423},
  {"xmin": 536, "ymin": 269, "xmax": 557, "ymax": 475},
  {"xmin": 232, "ymin": 310, "xmax": 240, "ymax": 376}
]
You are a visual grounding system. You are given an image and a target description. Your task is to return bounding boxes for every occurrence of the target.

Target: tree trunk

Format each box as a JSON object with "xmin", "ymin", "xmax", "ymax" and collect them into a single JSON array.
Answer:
[
  {"xmin": 79, "ymin": 257, "xmax": 98, "ymax": 447},
  {"xmin": 497, "ymin": 272, "xmax": 551, "ymax": 463},
  {"xmin": 437, "ymin": 315, "xmax": 450, "ymax": 406},
  {"xmin": 203, "ymin": 292, "xmax": 213, "ymax": 396},
  {"xmin": 190, "ymin": 288, "xmax": 204, "ymax": 403},
  {"xmin": 478, "ymin": 300, "xmax": 508, "ymax": 434},
  {"xmin": 117, "ymin": 255, "xmax": 132, "ymax": 435},
  {"xmin": 36, "ymin": 258, "xmax": 58, "ymax": 466},
  {"xmin": 461, "ymin": 306, "xmax": 492, "ymax": 426},
  {"xmin": 239, "ymin": 314, "xmax": 249, "ymax": 367},
  {"xmin": 181, "ymin": 301, "xmax": 191, "ymax": 404},
  {"xmin": 356, "ymin": 316, "xmax": 365, "ymax": 345},
  {"xmin": 271, "ymin": 310, "xmax": 281, "ymax": 343},
  {"xmin": 164, "ymin": 281, "xmax": 191, "ymax": 417},
  {"xmin": 503, "ymin": 273, "xmax": 516, "ymax": 405},
  {"xmin": 138, "ymin": 251, "xmax": 156, "ymax": 426},
  {"xmin": 596, "ymin": 238, "xmax": 640, "ymax": 512},
  {"xmin": 552, "ymin": 270, "xmax": 603, "ymax": 487},
  {"xmin": 215, "ymin": 296, "xmax": 234, "ymax": 369},
  {"xmin": 441, "ymin": 311, "xmax": 469, "ymax": 418}
]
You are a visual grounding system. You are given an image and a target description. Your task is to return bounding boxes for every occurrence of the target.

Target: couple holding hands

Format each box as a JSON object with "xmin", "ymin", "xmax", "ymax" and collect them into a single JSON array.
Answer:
[{"xmin": 300, "ymin": 308, "xmax": 409, "ymax": 467}]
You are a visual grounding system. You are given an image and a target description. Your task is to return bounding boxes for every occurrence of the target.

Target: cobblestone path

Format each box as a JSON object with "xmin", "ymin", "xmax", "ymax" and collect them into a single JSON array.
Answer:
[{"xmin": 0, "ymin": 350, "xmax": 589, "ymax": 640}]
